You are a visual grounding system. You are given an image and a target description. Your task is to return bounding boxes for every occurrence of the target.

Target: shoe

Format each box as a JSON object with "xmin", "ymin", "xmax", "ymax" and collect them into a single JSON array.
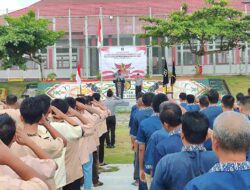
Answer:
[
  {"xmin": 106, "ymin": 145, "xmax": 112, "ymax": 148},
  {"xmin": 93, "ymin": 181, "xmax": 104, "ymax": 187},
  {"xmin": 131, "ymin": 180, "xmax": 139, "ymax": 186},
  {"xmin": 111, "ymin": 145, "xmax": 115, "ymax": 148},
  {"xmin": 99, "ymin": 162, "xmax": 108, "ymax": 166}
]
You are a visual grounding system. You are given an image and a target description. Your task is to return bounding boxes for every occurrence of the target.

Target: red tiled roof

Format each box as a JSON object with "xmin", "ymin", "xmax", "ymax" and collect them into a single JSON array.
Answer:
[
  {"xmin": 2, "ymin": 0, "xmax": 246, "ymax": 35},
  {"xmin": 9, "ymin": 0, "xmax": 245, "ymax": 17}
]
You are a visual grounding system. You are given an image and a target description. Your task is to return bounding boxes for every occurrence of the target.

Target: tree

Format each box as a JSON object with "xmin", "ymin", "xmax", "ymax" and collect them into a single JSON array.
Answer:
[
  {"xmin": 140, "ymin": 0, "xmax": 250, "ymax": 73},
  {"xmin": 0, "ymin": 11, "xmax": 64, "ymax": 80}
]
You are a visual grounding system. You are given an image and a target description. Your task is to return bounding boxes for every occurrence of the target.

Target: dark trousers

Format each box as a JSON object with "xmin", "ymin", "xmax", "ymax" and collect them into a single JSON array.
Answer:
[
  {"xmin": 63, "ymin": 178, "xmax": 81, "ymax": 190},
  {"xmin": 135, "ymin": 85, "xmax": 142, "ymax": 98},
  {"xmin": 106, "ymin": 115, "xmax": 116, "ymax": 146},
  {"xmin": 92, "ymin": 150, "xmax": 99, "ymax": 184},
  {"xmin": 115, "ymin": 82, "xmax": 125, "ymax": 99},
  {"xmin": 99, "ymin": 133, "xmax": 106, "ymax": 164}
]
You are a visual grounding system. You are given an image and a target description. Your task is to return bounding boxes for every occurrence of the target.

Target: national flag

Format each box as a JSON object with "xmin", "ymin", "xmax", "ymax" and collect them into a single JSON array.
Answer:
[
  {"xmin": 76, "ymin": 64, "xmax": 81, "ymax": 84},
  {"xmin": 163, "ymin": 59, "xmax": 169, "ymax": 85},
  {"xmin": 97, "ymin": 19, "xmax": 103, "ymax": 48},
  {"xmin": 171, "ymin": 60, "xmax": 176, "ymax": 86}
]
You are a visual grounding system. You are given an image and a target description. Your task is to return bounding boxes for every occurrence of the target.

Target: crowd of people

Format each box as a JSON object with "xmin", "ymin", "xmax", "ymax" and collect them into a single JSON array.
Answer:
[
  {"xmin": 0, "ymin": 86, "xmax": 250, "ymax": 190},
  {"xmin": 0, "ymin": 89, "xmax": 128, "ymax": 190},
  {"xmin": 129, "ymin": 88, "xmax": 250, "ymax": 190}
]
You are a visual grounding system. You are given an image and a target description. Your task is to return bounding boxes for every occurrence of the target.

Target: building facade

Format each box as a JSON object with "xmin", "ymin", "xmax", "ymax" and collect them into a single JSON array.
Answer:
[{"xmin": 0, "ymin": 0, "xmax": 249, "ymax": 80}]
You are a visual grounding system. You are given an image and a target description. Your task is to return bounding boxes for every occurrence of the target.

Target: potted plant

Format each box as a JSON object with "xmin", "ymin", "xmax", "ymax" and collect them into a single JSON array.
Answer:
[{"xmin": 47, "ymin": 72, "xmax": 57, "ymax": 81}]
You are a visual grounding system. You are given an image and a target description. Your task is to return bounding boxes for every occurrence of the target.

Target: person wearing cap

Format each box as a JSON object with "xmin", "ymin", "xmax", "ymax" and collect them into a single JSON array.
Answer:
[{"xmin": 135, "ymin": 73, "xmax": 143, "ymax": 98}]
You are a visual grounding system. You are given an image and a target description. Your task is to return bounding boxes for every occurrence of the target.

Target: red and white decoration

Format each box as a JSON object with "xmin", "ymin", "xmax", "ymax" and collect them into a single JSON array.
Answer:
[
  {"xmin": 76, "ymin": 64, "xmax": 81, "ymax": 84},
  {"xmin": 97, "ymin": 19, "xmax": 103, "ymax": 48},
  {"xmin": 99, "ymin": 46, "xmax": 147, "ymax": 79}
]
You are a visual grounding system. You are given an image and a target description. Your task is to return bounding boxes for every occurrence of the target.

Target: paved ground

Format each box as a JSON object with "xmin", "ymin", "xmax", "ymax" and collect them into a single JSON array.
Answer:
[{"xmin": 81, "ymin": 164, "xmax": 137, "ymax": 190}]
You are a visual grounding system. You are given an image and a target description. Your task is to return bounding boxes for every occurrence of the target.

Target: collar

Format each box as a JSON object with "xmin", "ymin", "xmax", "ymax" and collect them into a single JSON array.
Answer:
[
  {"xmin": 140, "ymin": 107, "xmax": 153, "ymax": 111},
  {"xmin": 151, "ymin": 113, "xmax": 159, "ymax": 117},
  {"xmin": 181, "ymin": 144, "xmax": 206, "ymax": 152},
  {"xmin": 209, "ymin": 161, "xmax": 250, "ymax": 173},
  {"xmin": 169, "ymin": 127, "xmax": 181, "ymax": 136}
]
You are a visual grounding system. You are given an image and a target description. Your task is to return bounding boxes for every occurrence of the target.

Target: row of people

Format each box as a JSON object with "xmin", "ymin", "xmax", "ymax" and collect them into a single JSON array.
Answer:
[
  {"xmin": 0, "ymin": 93, "xmax": 112, "ymax": 190},
  {"xmin": 129, "ymin": 89, "xmax": 250, "ymax": 190}
]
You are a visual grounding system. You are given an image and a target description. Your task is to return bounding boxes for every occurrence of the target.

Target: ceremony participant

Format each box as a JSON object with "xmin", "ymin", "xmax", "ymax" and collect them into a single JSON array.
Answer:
[
  {"xmin": 104, "ymin": 89, "xmax": 129, "ymax": 148},
  {"xmin": 179, "ymin": 92, "xmax": 187, "ymax": 108},
  {"xmin": 5, "ymin": 94, "xmax": 19, "ymax": 109},
  {"xmin": 130, "ymin": 92, "xmax": 155, "ymax": 190},
  {"xmin": 184, "ymin": 111, "xmax": 250, "ymax": 190},
  {"xmin": 135, "ymin": 73, "xmax": 143, "ymax": 98},
  {"xmin": 201, "ymin": 89, "xmax": 222, "ymax": 129},
  {"xmin": 199, "ymin": 95, "xmax": 209, "ymax": 111},
  {"xmin": 11, "ymin": 97, "xmax": 66, "ymax": 158},
  {"xmin": 221, "ymin": 95, "xmax": 235, "ymax": 112},
  {"xmin": 38, "ymin": 95, "xmax": 83, "ymax": 190},
  {"xmin": 151, "ymin": 112, "xmax": 218, "ymax": 190},
  {"xmin": 113, "ymin": 70, "xmax": 125, "ymax": 99},
  {"xmin": 136, "ymin": 93, "xmax": 168, "ymax": 188},
  {"xmin": 0, "ymin": 114, "xmax": 57, "ymax": 187},
  {"xmin": 235, "ymin": 92, "xmax": 244, "ymax": 112},
  {"xmin": 143, "ymin": 102, "xmax": 170, "ymax": 186},
  {"xmin": 185, "ymin": 94, "xmax": 200, "ymax": 112},
  {"xmin": 0, "ymin": 140, "xmax": 49, "ymax": 190},
  {"xmin": 154, "ymin": 103, "xmax": 182, "ymax": 172},
  {"xmin": 130, "ymin": 92, "xmax": 144, "ymax": 186},
  {"xmin": 248, "ymin": 88, "xmax": 250, "ymax": 96},
  {"xmin": 239, "ymin": 96, "xmax": 250, "ymax": 119}
]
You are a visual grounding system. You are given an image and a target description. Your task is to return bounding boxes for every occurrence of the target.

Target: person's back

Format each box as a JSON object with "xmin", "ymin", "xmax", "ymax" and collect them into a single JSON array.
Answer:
[
  {"xmin": 185, "ymin": 94, "xmax": 200, "ymax": 112},
  {"xmin": 201, "ymin": 106, "xmax": 222, "ymax": 128},
  {"xmin": 154, "ymin": 131, "xmax": 182, "ymax": 171},
  {"xmin": 144, "ymin": 128, "xmax": 168, "ymax": 175},
  {"xmin": 184, "ymin": 111, "xmax": 250, "ymax": 190},
  {"xmin": 184, "ymin": 166, "xmax": 250, "ymax": 190},
  {"xmin": 200, "ymin": 89, "xmax": 222, "ymax": 129},
  {"xmin": 151, "ymin": 112, "xmax": 218, "ymax": 190},
  {"xmin": 152, "ymin": 151, "xmax": 218, "ymax": 190}
]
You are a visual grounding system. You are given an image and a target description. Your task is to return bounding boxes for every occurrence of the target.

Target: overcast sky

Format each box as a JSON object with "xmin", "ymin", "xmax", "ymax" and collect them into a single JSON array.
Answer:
[{"xmin": 0, "ymin": 0, "xmax": 40, "ymax": 11}]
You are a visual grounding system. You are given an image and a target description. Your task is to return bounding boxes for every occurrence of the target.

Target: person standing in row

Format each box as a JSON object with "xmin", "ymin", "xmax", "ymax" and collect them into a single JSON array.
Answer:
[
  {"xmin": 104, "ymin": 89, "xmax": 129, "ymax": 148},
  {"xmin": 113, "ymin": 70, "xmax": 125, "ymax": 99},
  {"xmin": 135, "ymin": 73, "xmax": 143, "ymax": 98}
]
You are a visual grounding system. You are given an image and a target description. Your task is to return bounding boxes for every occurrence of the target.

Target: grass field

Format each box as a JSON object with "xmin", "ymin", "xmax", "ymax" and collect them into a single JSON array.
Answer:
[{"xmin": 104, "ymin": 113, "xmax": 134, "ymax": 164}]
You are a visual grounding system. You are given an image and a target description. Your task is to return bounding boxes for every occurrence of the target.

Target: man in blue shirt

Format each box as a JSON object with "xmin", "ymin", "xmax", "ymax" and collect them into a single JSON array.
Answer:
[
  {"xmin": 221, "ymin": 94, "xmax": 235, "ymax": 112},
  {"xmin": 239, "ymin": 96, "xmax": 250, "ymax": 120},
  {"xmin": 179, "ymin": 92, "xmax": 187, "ymax": 108},
  {"xmin": 130, "ymin": 92, "xmax": 155, "ymax": 190},
  {"xmin": 151, "ymin": 111, "xmax": 218, "ymax": 190},
  {"xmin": 201, "ymin": 89, "xmax": 222, "ymax": 150},
  {"xmin": 201, "ymin": 89, "xmax": 222, "ymax": 129},
  {"xmin": 136, "ymin": 94, "xmax": 168, "ymax": 189},
  {"xmin": 153, "ymin": 103, "xmax": 183, "ymax": 175},
  {"xmin": 184, "ymin": 111, "xmax": 250, "ymax": 190},
  {"xmin": 185, "ymin": 94, "xmax": 200, "ymax": 112}
]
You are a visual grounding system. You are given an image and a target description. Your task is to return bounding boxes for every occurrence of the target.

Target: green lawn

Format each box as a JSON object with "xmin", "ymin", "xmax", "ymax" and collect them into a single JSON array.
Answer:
[{"xmin": 104, "ymin": 113, "xmax": 134, "ymax": 164}]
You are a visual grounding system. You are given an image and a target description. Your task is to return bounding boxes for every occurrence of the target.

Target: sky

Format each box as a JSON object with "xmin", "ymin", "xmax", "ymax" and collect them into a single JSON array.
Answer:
[{"xmin": 0, "ymin": 0, "xmax": 40, "ymax": 11}]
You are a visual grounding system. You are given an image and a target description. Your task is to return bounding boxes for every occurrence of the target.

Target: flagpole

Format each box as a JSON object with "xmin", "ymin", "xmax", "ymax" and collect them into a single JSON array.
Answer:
[{"xmin": 99, "ymin": 7, "xmax": 104, "ymax": 94}]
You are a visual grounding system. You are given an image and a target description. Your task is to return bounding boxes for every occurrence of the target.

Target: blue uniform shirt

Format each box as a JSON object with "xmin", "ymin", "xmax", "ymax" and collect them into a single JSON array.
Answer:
[
  {"xmin": 180, "ymin": 102, "xmax": 187, "ymax": 108},
  {"xmin": 151, "ymin": 145, "xmax": 218, "ymax": 190},
  {"xmin": 130, "ymin": 107, "xmax": 154, "ymax": 138},
  {"xmin": 154, "ymin": 128, "xmax": 183, "ymax": 175},
  {"xmin": 144, "ymin": 128, "xmax": 169, "ymax": 174},
  {"xmin": 136, "ymin": 115, "xmax": 162, "ymax": 145},
  {"xmin": 184, "ymin": 161, "xmax": 250, "ymax": 190},
  {"xmin": 185, "ymin": 104, "xmax": 200, "ymax": 112},
  {"xmin": 201, "ymin": 105, "xmax": 223, "ymax": 129},
  {"xmin": 128, "ymin": 105, "xmax": 138, "ymax": 128}
]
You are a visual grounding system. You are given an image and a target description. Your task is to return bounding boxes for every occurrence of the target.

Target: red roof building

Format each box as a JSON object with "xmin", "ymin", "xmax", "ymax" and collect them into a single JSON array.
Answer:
[{"xmin": 0, "ymin": 0, "xmax": 249, "ymax": 79}]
